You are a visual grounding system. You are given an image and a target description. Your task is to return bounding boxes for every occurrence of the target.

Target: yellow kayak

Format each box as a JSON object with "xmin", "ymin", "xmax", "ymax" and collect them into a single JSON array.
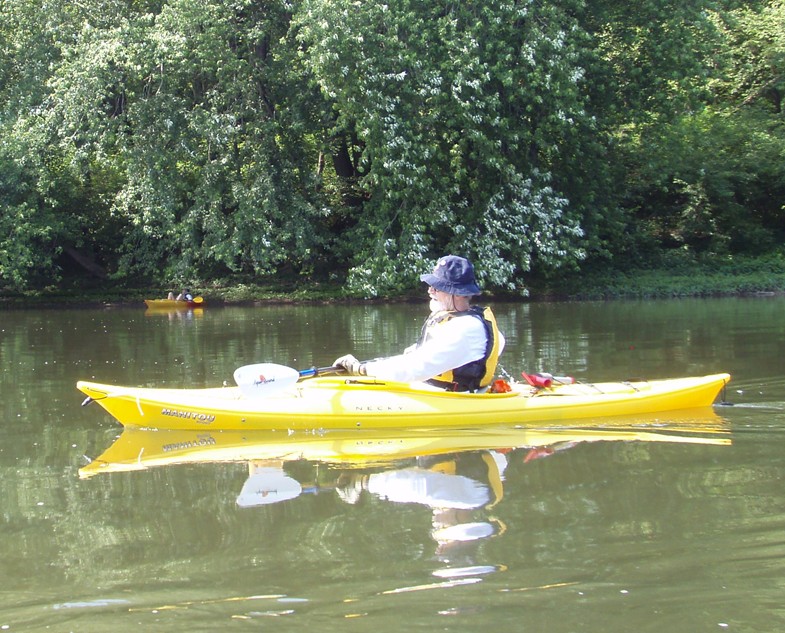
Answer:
[
  {"xmin": 77, "ymin": 372, "xmax": 731, "ymax": 431},
  {"xmin": 78, "ymin": 410, "xmax": 731, "ymax": 479},
  {"xmin": 144, "ymin": 298, "xmax": 204, "ymax": 309}
]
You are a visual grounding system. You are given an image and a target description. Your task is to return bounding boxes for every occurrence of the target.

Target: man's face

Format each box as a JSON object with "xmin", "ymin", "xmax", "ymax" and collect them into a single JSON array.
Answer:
[{"xmin": 428, "ymin": 286, "xmax": 452, "ymax": 312}]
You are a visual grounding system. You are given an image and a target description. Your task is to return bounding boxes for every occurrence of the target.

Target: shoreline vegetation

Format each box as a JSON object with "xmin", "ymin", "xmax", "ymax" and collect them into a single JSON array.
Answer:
[
  {"xmin": 3, "ymin": 3, "xmax": 784, "ymax": 302},
  {"xmin": 3, "ymin": 256, "xmax": 785, "ymax": 308}
]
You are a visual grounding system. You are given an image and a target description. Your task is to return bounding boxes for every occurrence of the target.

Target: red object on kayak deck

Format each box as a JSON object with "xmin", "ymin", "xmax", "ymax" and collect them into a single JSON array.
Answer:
[
  {"xmin": 490, "ymin": 379, "xmax": 513, "ymax": 393},
  {"xmin": 521, "ymin": 371, "xmax": 576, "ymax": 387},
  {"xmin": 521, "ymin": 371, "xmax": 553, "ymax": 388}
]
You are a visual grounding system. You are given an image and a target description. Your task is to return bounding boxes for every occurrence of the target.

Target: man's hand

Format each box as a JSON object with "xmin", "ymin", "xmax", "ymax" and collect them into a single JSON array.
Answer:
[{"xmin": 333, "ymin": 354, "xmax": 366, "ymax": 375}]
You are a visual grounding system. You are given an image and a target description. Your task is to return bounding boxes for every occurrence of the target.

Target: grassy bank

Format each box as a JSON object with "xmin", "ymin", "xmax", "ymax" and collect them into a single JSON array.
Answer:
[
  {"xmin": 3, "ymin": 255, "xmax": 785, "ymax": 307},
  {"xmin": 539, "ymin": 255, "xmax": 785, "ymax": 300}
]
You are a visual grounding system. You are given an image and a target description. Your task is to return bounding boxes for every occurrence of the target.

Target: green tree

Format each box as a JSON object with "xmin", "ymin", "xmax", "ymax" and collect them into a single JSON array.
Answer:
[
  {"xmin": 3, "ymin": 0, "xmax": 784, "ymax": 295},
  {"xmin": 295, "ymin": 0, "xmax": 591, "ymax": 295},
  {"xmin": 43, "ymin": 0, "xmax": 328, "ymax": 283},
  {"xmin": 609, "ymin": 0, "xmax": 785, "ymax": 261},
  {"xmin": 0, "ymin": 0, "xmax": 87, "ymax": 290},
  {"xmin": 577, "ymin": 0, "xmax": 732, "ymax": 266}
]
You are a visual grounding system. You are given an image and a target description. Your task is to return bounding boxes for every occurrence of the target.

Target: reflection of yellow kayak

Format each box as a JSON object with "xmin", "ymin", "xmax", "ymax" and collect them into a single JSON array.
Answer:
[
  {"xmin": 77, "ymin": 372, "xmax": 731, "ymax": 431},
  {"xmin": 79, "ymin": 410, "xmax": 730, "ymax": 479},
  {"xmin": 144, "ymin": 307, "xmax": 204, "ymax": 318}
]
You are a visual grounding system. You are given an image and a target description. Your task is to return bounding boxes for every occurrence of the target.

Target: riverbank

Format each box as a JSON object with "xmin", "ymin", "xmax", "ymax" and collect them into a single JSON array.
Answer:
[
  {"xmin": 3, "ymin": 255, "xmax": 785, "ymax": 307},
  {"xmin": 544, "ymin": 257, "xmax": 785, "ymax": 300}
]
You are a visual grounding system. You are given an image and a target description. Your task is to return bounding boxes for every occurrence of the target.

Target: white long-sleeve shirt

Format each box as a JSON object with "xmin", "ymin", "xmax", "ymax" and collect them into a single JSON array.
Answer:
[{"xmin": 362, "ymin": 312, "xmax": 505, "ymax": 383}]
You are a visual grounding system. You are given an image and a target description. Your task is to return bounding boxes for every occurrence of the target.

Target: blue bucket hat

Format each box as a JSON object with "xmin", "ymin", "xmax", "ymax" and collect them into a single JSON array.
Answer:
[{"xmin": 420, "ymin": 255, "xmax": 481, "ymax": 296}]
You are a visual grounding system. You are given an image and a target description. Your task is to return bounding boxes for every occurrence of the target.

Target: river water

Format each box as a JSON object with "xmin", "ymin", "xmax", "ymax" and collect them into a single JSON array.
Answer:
[{"xmin": 2, "ymin": 297, "xmax": 784, "ymax": 632}]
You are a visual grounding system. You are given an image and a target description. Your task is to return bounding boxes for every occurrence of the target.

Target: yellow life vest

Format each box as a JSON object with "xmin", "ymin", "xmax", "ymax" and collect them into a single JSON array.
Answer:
[{"xmin": 420, "ymin": 306, "xmax": 502, "ymax": 391}]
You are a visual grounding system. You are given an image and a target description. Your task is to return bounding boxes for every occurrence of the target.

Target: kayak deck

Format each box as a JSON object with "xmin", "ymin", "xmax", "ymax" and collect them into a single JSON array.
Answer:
[{"xmin": 77, "ymin": 372, "xmax": 731, "ymax": 431}]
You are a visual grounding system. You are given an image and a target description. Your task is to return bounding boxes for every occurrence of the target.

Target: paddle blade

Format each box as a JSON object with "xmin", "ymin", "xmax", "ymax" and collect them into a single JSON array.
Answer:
[
  {"xmin": 192, "ymin": 296, "xmax": 204, "ymax": 304},
  {"xmin": 234, "ymin": 363, "xmax": 300, "ymax": 398},
  {"xmin": 236, "ymin": 467, "xmax": 302, "ymax": 507}
]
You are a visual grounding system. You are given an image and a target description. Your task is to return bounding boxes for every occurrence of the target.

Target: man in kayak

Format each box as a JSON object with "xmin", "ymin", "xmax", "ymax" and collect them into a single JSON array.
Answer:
[
  {"xmin": 333, "ymin": 255, "xmax": 505, "ymax": 391},
  {"xmin": 167, "ymin": 288, "xmax": 194, "ymax": 301}
]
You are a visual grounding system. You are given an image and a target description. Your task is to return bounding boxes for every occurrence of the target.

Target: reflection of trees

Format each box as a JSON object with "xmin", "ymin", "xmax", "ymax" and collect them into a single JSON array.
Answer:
[
  {"xmin": 0, "ymin": 305, "xmax": 427, "ymax": 418},
  {"xmin": 1, "ymin": 299, "xmax": 761, "ymax": 416},
  {"xmin": 4, "ymin": 431, "xmax": 748, "ymax": 596},
  {"xmin": 503, "ymin": 298, "xmax": 775, "ymax": 381}
]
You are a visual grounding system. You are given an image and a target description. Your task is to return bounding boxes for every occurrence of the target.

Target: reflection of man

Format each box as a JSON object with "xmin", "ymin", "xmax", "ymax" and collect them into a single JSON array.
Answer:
[
  {"xmin": 236, "ymin": 461, "xmax": 302, "ymax": 508},
  {"xmin": 337, "ymin": 451, "xmax": 509, "ymax": 550}
]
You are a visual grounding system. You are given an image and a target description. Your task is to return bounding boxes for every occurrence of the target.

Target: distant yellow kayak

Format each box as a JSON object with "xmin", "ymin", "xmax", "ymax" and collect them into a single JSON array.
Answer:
[
  {"xmin": 144, "ymin": 297, "xmax": 204, "ymax": 309},
  {"xmin": 77, "ymin": 372, "xmax": 731, "ymax": 432}
]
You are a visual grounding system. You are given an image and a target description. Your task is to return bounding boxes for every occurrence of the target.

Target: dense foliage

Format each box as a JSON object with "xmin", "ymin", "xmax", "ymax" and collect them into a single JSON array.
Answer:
[{"xmin": 1, "ymin": 0, "xmax": 783, "ymax": 296}]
